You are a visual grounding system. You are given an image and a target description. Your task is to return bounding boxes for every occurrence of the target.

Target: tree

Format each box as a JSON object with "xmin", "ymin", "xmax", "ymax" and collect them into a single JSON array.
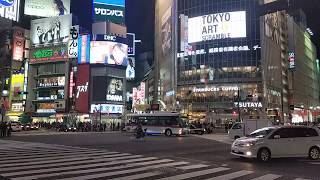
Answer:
[{"xmin": 18, "ymin": 113, "xmax": 33, "ymax": 124}]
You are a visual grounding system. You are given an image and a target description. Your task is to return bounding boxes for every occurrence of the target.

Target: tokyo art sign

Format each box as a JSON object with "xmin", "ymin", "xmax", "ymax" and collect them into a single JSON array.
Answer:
[{"xmin": 188, "ymin": 11, "xmax": 247, "ymax": 43}]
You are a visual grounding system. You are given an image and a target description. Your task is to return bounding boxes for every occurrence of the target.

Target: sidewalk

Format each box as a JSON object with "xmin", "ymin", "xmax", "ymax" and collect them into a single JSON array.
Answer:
[
  {"xmin": 193, "ymin": 133, "xmax": 234, "ymax": 145},
  {"xmin": 11, "ymin": 129, "xmax": 121, "ymax": 136}
]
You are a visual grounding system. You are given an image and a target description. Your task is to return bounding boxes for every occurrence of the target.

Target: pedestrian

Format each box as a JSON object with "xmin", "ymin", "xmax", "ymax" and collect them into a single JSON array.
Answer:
[
  {"xmin": 0, "ymin": 122, "xmax": 3, "ymax": 137},
  {"xmin": 2, "ymin": 122, "xmax": 7, "ymax": 137},
  {"xmin": 7, "ymin": 122, "xmax": 12, "ymax": 137},
  {"xmin": 116, "ymin": 122, "xmax": 120, "ymax": 131},
  {"xmin": 103, "ymin": 123, "xmax": 106, "ymax": 131}
]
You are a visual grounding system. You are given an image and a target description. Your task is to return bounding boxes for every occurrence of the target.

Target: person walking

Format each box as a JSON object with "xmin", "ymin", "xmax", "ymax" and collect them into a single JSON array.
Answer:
[
  {"xmin": 7, "ymin": 122, "xmax": 12, "ymax": 137},
  {"xmin": 0, "ymin": 122, "xmax": 3, "ymax": 137},
  {"xmin": 2, "ymin": 122, "xmax": 7, "ymax": 137}
]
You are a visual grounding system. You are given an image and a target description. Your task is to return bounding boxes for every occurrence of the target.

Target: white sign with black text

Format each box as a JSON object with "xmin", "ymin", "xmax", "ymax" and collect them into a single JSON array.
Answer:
[
  {"xmin": 234, "ymin": 102, "xmax": 263, "ymax": 108},
  {"xmin": 68, "ymin": 25, "xmax": 79, "ymax": 58},
  {"xmin": 188, "ymin": 11, "xmax": 246, "ymax": 43}
]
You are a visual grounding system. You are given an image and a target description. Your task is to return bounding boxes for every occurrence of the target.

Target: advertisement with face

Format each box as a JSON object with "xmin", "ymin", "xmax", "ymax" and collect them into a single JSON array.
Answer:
[
  {"xmin": 161, "ymin": 6, "xmax": 172, "ymax": 55},
  {"xmin": 75, "ymin": 65, "xmax": 90, "ymax": 113},
  {"xmin": 106, "ymin": 77, "xmax": 123, "ymax": 102},
  {"xmin": 90, "ymin": 41, "xmax": 128, "ymax": 66},
  {"xmin": 126, "ymin": 58, "xmax": 135, "ymax": 79},
  {"xmin": 30, "ymin": 14, "xmax": 72, "ymax": 46},
  {"xmin": 0, "ymin": 0, "xmax": 20, "ymax": 22},
  {"xmin": 24, "ymin": 0, "xmax": 70, "ymax": 17}
]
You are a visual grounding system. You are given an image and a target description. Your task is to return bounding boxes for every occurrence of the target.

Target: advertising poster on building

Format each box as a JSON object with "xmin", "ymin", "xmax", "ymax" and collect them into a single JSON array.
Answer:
[
  {"xmin": 93, "ymin": 0, "xmax": 125, "ymax": 24},
  {"xmin": 90, "ymin": 41, "xmax": 128, "ymax": 66},
  {"xmin": 30, "ymin": 45, "xmax": 68, "ymax": 63},
  {"xmin": 68, "ymin": 25, "xmax": 79, "ymax": 58},
  {"xmin": 127, "ymin": 33, "xmax": 135, "ymax": 56},
  {"xmin": 126, "ymin": 58, "xmax": 135, "ymax": 80},
  {"xmin": 161, "ymin": 6, "xmax": 172, "ymax": 55},
  {"xmin": 75, "ymin": 65, "xmax": 90, "ymax": 113},
  {"xmin": 24, "ymin": 0, "xmax": 70, "ymax": 17},
  {"xmin": 9, "ymin": 73, "xmax": 24, "ymax": 113},
  {"xmin": 30, "ymin": 14, "xmax": 72, "ymax": 46},
  {"xmin": 188, "ymin": 11, "xmax": 247, "ymax": 43},
  {"xmin": 12, "ymin": 26, "xmax": 25, "ymax": 61},
  {"xmin": 0, "ymin": 0, "xmax": 20, "ymax": 21},
  {"xmin": 92, "ymin": 76, "xmax": 124, "ymax": 103}
]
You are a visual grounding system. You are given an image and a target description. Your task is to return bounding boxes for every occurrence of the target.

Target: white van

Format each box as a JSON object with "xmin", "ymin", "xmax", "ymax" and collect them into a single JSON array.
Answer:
[
  {"xmin": 228, "ymin": 122, "xmax": 244, "ymax": 140},
  {"xmin": 231, "ymin": 126, "xmax": 320, "ymax": 162}
]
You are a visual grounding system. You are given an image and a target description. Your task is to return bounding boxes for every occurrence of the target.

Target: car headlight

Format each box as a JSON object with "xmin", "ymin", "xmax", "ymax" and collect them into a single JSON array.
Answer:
[{"xmin": 244, "ymin": 142, "xmax": 256, "ymax": 147}]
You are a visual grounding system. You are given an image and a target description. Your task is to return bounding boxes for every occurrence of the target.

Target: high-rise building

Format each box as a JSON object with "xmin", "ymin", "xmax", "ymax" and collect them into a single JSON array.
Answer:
[{"xmin": 154, "ymin": 0, "xmax": 319, "ymax": 125}]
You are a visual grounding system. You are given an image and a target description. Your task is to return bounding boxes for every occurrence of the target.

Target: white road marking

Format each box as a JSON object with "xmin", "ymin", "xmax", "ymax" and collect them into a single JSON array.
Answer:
[
  {"xmin": 176, "ymin": 164, "xmax": 210, "ymax": 170},
  {"xmin": 109, "ymin": 172, "xmax": 161, "ymax": 180}
]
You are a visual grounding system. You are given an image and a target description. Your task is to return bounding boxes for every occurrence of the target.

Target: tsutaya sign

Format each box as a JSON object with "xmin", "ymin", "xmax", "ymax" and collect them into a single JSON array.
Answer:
[
  {"xmin": 193, "ymin": 86, "xmax": 239, "ymax": 93},
  {"xmin": 234, "ymin": 102, "xmax": 263, "ymax": 108}
]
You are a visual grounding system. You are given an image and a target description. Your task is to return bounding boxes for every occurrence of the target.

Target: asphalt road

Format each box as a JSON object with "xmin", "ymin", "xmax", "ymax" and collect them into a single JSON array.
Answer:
[{"xmin": 1, "ymin": 132, "xmax": 320, "ymax": 180}]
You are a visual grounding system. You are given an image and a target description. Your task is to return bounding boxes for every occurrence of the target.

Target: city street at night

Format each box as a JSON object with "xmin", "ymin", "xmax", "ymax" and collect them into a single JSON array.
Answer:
[{"xmin": 0, "ymin": 132, "xmax": 319, "ymax": 180}]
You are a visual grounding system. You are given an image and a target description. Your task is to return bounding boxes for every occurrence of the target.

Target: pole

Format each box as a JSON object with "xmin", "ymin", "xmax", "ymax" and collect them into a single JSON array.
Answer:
[{"xmin": 238, "ymin": 87, "xmax": 241, "ymax": 122}]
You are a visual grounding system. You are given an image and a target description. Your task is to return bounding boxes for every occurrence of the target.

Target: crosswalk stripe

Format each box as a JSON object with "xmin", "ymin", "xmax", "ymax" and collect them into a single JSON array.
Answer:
[
  {"xmin": 56, "ymin": 161, "xmax": 189, "ymax": 180},
  {"xmin": 250, "ymin": 174, "xmax": 282, "ymax": 180},
  {"xmin": 109, "ymin": 172, "xmax": 161, "ymax": 180},
  {"xmin": 6, "ymin": 157, "xmax": 159, "ymax": 179},
  {"xmin": 0, "ymin": 152, "xmax": 129, "ymax": 164},
  {"xmin": 0, "ymin": 154, "xmax": 144, "ymax": 171},
  {"xmin": 204, "ymin": 170, "xmax": 254, "ymax": 180},
  {"xmin": 13, "ymin": 158, "xmax": 173, "ymax": 180},
  {"xmin": 156, "ymin": 167, "xmax": 230, "ymax": 180},
  {"xmin": 0, "ymin": 150, "xmax": 117, "ymax": 161},
  {"xmin": 176, "ymin": 164, "xmax": 210, "ymax": 170},
  {"xmin": 294, "ymin": 178, "xmax": 312, "ymax": 180}
]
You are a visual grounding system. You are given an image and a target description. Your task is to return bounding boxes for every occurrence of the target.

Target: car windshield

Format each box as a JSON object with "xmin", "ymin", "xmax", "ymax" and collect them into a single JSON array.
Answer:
[{"xmin": 247, "ymin": 127, "xmax": 276, "ymax": 138}]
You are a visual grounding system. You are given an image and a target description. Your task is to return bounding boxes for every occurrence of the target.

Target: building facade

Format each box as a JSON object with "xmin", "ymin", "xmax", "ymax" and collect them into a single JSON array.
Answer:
[{"xmin": 155, "ymin": 0, "xmax": 319, "ymax": 124}]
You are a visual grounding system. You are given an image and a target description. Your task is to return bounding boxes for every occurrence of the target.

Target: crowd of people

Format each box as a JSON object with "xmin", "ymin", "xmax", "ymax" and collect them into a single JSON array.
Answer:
[{"xmin": 0, "ymin": 121, "xmax": 12, "ymax": 137}]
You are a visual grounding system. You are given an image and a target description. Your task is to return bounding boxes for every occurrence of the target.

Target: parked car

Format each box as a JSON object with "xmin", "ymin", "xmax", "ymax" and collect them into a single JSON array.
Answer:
[
  {"xmin": 10, "ymin": 122, "xmax": 22, "ymax": 132},
  {"xmin": 231, "ymin": 126, "xmax": 320, "ymax": 162},
  {"xmin": 21, "ymin": 124, "xmax": 31, "ymax": 131},
  {"xmin": 30, "ymin": 124, "xmax": 39, "ymax": 130},
  {"xmin": 67, "ymin": 126, "xmax": 77, "ymax": 132},
  {"xmin": 189, "ymin": 124, "xmax": 206, "ymax": 135}
]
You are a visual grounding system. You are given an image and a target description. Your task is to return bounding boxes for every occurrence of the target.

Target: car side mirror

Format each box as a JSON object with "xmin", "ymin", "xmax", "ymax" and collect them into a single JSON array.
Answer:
[{"xmin": 274, "ymin": 135, "xmax": 280, "ymax": 139}]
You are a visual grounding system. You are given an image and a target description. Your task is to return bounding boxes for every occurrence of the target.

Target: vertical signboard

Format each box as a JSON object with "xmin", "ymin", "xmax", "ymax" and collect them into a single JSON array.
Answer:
[
  {"xmin": 127, "ymin": 33, "xmax": 135, "ymax": 56},
  {"xmin": 75, "ymin": 65, "xmax": 90, "ymax": 113},
  {"xmin": 12, "ymin": 26, "xmax": 25, "ymax": 61},
  {"xmin": 68, "ymin": 25, "xmax": 79, "ymax": 58},
  {"xmin": 289, "ymin": 52, "xmax": 295, "ymax": 69},
  {"xmin": 78, "ymin": 34, "xmax": 90, "ymax": 64}
]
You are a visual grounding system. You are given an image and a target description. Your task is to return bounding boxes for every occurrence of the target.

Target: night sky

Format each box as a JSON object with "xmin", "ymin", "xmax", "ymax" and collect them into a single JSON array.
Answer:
[{"xmin": 70, "ymin": 0, "xmax": 319, "ymax": 56}]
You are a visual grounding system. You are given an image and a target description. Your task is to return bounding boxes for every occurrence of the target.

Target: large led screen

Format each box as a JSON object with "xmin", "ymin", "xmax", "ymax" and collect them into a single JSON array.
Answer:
[
  {"xmin": 0, "ymin": 0, "xmax": 20, "ymax": 21},
  {"xmin": 24, "ymin": 0, "xmax": 70, "ymax": 17},
  {"xmin": 188, "ymin": 11, "xmax": 247, "ymax": 43},
  {"xmin": 90, "ymin": 41, "xmax": 128, "ymax": 66},
  {"xmin": 92, "ymin": 76, "xmax": 124, "ymax": 102},
  {"xmin": 94, "ymin": 0, "xmax": 125, "ymax": 7}
]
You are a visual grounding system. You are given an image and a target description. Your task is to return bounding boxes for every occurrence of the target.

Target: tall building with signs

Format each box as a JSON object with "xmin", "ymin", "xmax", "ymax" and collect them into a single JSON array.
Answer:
[{"xmin": 154, "ymin": 0, "xmax": 320, "ymax": 125}]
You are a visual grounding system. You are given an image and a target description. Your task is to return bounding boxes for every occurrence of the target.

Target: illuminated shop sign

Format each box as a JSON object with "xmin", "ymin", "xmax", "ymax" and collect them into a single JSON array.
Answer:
[
  {"xmin": 30, "ymin": 45, "xmax": 68, "ymax": 63},
  {"xmin": 288, "ymin": 52, "xmax": 295, "ymax": 69},
  {"xmin": 234, "ymin": 102, "xmax": 263, "ymax": 108},
  {"xmin": 188, "ymin": 11, "xmax": 246, "ymax": 43},
  {"xmin": 177, "ymin": 45, "xmax": 251, "ymax": 58},
  {"xmin": 12, "ymin": 26, "xmax": 25, "ymax": 61},
  {"xmin": 38, "ymin": 77, "xmax": 65, "ymax": 87},
  {"xmin": 92, "ymin": 34, "xmax": 127, "ymax": 43},
  {"xmin": 77, "ymin": 34, "xmax": 91, "ymax": 64},
  {"xmin": 193, "ymin": 86, "xmax": 239, "ymax": 93},
  {"xmin": 94, "ymin": 0, "xmax": 125, "ymax": 7},
  {"xmin": 24, "ymin": 0, "xmax": 70, "ymax": 17},
  {"xmin": 90, "ymin": 104, "xmax": 123, "ymax": 114},
  {"xmin": 76, "ymin": 82, "xmax": 88, "ymax": 98},
  {"xmin": 93, "ymin": 3, "xmax": 125, "ymax": 24},
  {"xmin": 0, "ymin": 0, "xmax": 20, "ymax": 21},
  {"xmin": 37, "ymin": 103, "xmax": 56, "ymax": 113},
  {"xmin": 11, "ymin": 103, "xmax": 23, "ymax": 112}
]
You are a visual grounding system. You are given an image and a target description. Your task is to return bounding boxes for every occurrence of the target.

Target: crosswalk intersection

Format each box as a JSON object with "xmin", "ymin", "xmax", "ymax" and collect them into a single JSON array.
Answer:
[{"xmin": 0, "ymin": 140, "xmax": 315, "ymax": 180}]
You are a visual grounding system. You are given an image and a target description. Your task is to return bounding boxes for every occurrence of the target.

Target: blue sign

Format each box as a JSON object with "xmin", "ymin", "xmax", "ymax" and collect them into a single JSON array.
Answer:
[
  {"xmin": 0, "ymin": 0, "xmax": 15, "ymax": 7},
  {"xmin": 93, "ymin": 0, "xmax": 125, "ymax": 7}
]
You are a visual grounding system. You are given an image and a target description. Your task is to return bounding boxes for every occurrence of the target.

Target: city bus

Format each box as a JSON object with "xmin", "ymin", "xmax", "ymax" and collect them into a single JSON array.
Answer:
[{"xmin": 124, "ymin": 112, "xmax": 189, "ymax": 136}]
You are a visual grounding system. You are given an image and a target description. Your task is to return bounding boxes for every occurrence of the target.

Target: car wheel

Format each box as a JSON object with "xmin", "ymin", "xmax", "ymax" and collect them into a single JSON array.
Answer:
[
  {"xmin": 197, "ymin": 131, "xmax": 203, "ymax": 135},
  {"xmin": 165, "ymin": 129, "xmax": 172, "ymax": 137},
  {"xmin": 309, "ymin": 146, "xmax": 320, "ymax": 160},
  {"xmin": 258, "ymin": 148, "xmax": 271, "ymax": 162},
  {"xmin": 234, "ymin": 136, "xmax": 240, "ymax": 140}
]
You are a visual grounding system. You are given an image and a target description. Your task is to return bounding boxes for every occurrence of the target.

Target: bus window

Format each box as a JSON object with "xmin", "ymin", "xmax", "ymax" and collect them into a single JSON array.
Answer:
[{"xmin": 164, "ymin": 116, "xmax": 179, "ymax": 126}]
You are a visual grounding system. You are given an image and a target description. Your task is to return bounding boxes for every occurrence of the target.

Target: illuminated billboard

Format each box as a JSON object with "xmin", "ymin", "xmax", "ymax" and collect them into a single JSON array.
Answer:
[
  {"xmin": 90, "ymin": 104, "xmax": 123, "ymax": 114},
  {"xmin": 90, "ymin": 41, "xmax": 128, "ymax": 66},
  {"xmin": 30, "ymin": 45, "xmax": 68, "ymax": 63},
  {"xmin": 0, "ymin": 0, "xmax": 20, "ymax": 21},
  {"xmin": 77, "ymin": 34, "xmax": 91, "ymax": 64},
  {"xmin": 30, "ymin": 14, "xmax": 72, "ymax": 46},
  {"xmin": 188, "ymin": 11, "xmax": 247, "ymax": 43},
  {"xmin": 12, "ymin": 27, "xmax": 25, "ymax": 61},
  {"xmin": 24, "ymin": 0, "xmax": 70, "ymax": 17},
  {"xmin": 93, "ymin": 0, "xmax": 125, "ymax": 24}
]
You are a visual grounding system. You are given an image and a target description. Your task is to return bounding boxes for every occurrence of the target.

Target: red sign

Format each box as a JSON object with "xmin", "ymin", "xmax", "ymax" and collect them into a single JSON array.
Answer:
[
  {"xmin": 75, "ymin": 65, "xmax": 90, "ymax": 113},
  {"xmin": 12, "ymin": 27, "xmax": 25, "ymax": 61}
]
